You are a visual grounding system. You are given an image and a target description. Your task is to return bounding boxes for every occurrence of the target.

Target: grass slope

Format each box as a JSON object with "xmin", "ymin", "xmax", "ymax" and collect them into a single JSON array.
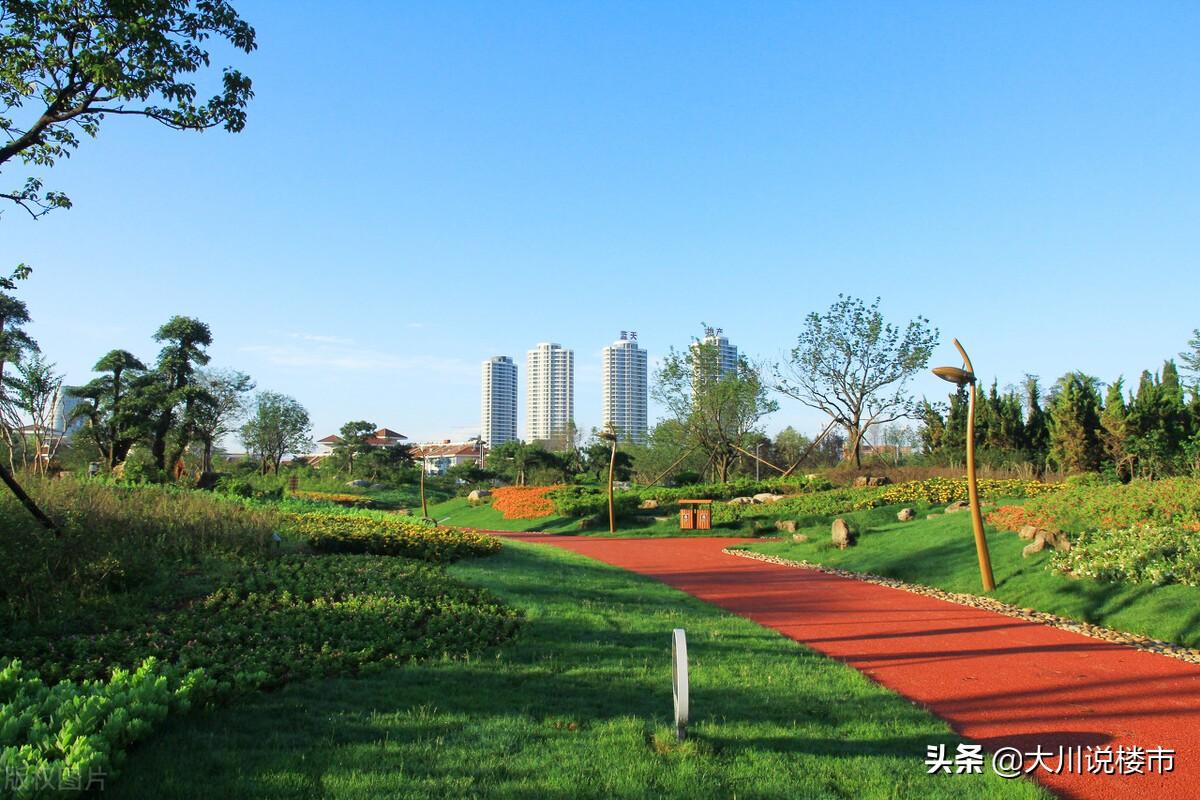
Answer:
[
  {"xmin": 743, "ymin": 507, "xmax": 1200, "ymax": 648},
  {"xmin": 107, "ymin": 541, "xmax": 1043, "ymax": 799},
  {"xmin": 429, "ymin": 497, "xmax": 743, "ymax": 537}
]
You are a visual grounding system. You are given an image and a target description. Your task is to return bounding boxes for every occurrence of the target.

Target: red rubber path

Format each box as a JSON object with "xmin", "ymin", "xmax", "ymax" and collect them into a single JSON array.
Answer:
[{"xmin": 500, "ymin": 534, "xmax": 1200, "ymax": 800}]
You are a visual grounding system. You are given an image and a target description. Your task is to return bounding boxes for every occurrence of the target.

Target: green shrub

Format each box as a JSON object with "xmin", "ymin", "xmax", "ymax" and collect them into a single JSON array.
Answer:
[
  {"xmin": 282, "ymin": 512, "xmax": 501, "ymax": 562},
  {"xmin": 548, "ymin": 486, "xmax": 640, "ymax": 518},
  {"xmin": 0, "ymin": 657, "xmax": 214, "ymax": 800},
  {"xmin": 864, "ymin": 477, "xmax": 1059, "ymax": 509},
  {"xmin": 1054, "ymin": 526, "xmax": 1200, "ymax": 586},
  {"xmin": 712, "ymin": 488, "xmax": 880, "ymax": 525}
]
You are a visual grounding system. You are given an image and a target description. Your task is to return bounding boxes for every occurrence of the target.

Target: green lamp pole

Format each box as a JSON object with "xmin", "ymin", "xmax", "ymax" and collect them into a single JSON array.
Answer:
[{"xmin": 933, "ymin": 339, "xmax": 996, "ymax": 592}]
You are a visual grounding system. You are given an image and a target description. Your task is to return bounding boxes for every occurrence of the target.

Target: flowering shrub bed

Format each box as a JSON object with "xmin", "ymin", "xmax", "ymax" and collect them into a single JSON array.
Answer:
[
  {"xmin": 985, "ymin": 505, "xmax": 1054, "ymax": 533},
  {"xmin": 283, "ymin": 513, "xmax": 500, "ymax": 562},
  {"xmin": 4, "ymin": 555, "xmax": 521, "ymax": 689},
  {"xmin": 1053, "ymin": 526, "xmax": 1200, "ymax": 587},
  {"xmin": 1018, "ymin": 477, "xmax": 1200, "ymax": 534},
  {"xmin": 860, "ymin": 477, "xmax": 1059, "ymax": 509},
  {"xmin": 0, "ymin": 658, "xmax": 213, "ymax": 800},
  {"xmin": 289, "ymin": 491, "xmax": 374, "ymax": 508},
  {"xmin": 490, "ymin": 486, "xmax": 560, "ymax": 519}
]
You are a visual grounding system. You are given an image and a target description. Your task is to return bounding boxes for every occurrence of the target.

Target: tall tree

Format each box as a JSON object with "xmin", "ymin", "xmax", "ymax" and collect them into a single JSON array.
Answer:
[
  {"xmin": 2, "ymin": 352, "xmax": 63, "ymax": 473},
  {"xmin": 1047, "ymin": 372, "xmax": 1104, "ymax": 473},
  {"xmin": 1, "ymin": 0, "xmax": 255, "ymax": 223},
  {"xmin": 148, "ymin": 315, "xmax": 211, "ymax": 472},
  {"xmin": 1022, "ymin": 375, "xmax": 1050, "ymax": 469},
  {"xmin": 240, "ymin": 391, "xmax": 311, "ymax": 474},
  {"xmin": 67, "ymin": 349, "xmax": 149, "ymax": 469},
  {"xmin": 654, "ymin": 332, "xmax": 777, "ymax": 483},
  {"xmin": 1180, "ymin": 328, "xmax": 1200, "ymax": 388},
  {"xmin": 191, "ymin": 368, "xmax": 254, "ymax": 472},
  {"xmin": 1099, "ymin": 378, "xmax": 1132, "ymax": 480},
  {"xmin": 335, "ymin": 420, "xmax": 375, "ymax": 476},
  {"xmin": 776, "ymin": 295, "xmax": 938, "ymax": 466}
]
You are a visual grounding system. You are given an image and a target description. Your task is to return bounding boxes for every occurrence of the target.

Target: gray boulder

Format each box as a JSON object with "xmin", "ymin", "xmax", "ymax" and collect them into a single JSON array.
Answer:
[
  {"xmin": 944, "ymin": 500, "xmax": 969, "ymax": 514},
  {"xmin": 897, "ymin": 508, "xmax": 916, "ymax": 522},
  {"xmin": 832, "ymin": 518, "xmax": 855, "ymax": 549},
  {"xmin": 346, "ymin": 479, "xmax": 371, "ymax": 488},
  {"xmin": 774, "ymin": 519, "xmax": 798, "ymax": 533}
]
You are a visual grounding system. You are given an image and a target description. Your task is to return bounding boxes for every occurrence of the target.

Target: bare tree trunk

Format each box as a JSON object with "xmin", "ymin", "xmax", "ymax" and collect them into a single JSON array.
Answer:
[{"xmin": 0, "ymin": 463, "xmax": 60, "ymax": 535}]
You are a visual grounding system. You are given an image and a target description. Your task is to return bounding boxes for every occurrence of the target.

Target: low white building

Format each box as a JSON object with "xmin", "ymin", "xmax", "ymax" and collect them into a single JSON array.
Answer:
[{"xmin": 412, "ymin": 440, "xmax": 483, "ymax": 475}]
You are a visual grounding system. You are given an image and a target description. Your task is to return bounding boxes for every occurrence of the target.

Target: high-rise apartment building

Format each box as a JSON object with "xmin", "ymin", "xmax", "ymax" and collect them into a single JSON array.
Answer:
[
  {"xmin": 526, "ymin": 342, "xmax": 574, "ymax": 445},
  {"xmin": 602, "ymin": 331, "xmax": 648, "ymax": 443},
  {"xmin": 691, "ymin": 327, "xmax": 739, "ymax": 383},
  {"xmin": 481, "ymin": 356, "xmax": 518, "ymax": 447}
]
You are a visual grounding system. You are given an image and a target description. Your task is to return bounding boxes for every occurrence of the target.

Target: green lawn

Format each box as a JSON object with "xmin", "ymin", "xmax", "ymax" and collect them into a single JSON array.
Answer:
[
  {"xmin": 107, "ymin": 541, "xmax": 1044, "ymax": 799},
  {"xmin": 428, "ymin": 497, "xmax": 750, "ymax": 537},
  {"xmin": 741, "ymin": 507, "xmax": 1200, "ymax": 648}
]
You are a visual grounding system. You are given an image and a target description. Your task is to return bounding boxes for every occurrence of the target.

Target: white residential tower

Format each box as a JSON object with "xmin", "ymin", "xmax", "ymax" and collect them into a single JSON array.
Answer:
[
  {"xmin": 526, "ymin": 342, "xmax": 574, "ymax": 445},
  {"xmin": 602, "ymin": 331, "xmax": 648, "ymax": 443},
  {"xmin": 481, "ymin": 356, "xmax": 518, "ymax": 447}
]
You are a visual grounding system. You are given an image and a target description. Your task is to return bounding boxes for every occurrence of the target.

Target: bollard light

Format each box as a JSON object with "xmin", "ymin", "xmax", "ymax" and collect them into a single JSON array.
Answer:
[{"xmin": 672, "ymin": 628, "xmax": 689, "ymax": 741}]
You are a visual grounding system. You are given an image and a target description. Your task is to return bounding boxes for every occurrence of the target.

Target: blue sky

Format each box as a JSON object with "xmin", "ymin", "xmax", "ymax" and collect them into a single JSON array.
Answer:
[{"xmin": 5, "ymin": 1, "xmax": 1199, "ymax": 445}]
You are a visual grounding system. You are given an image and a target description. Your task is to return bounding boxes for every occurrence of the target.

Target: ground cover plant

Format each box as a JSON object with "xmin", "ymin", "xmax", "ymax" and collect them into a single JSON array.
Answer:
[
  {"xmin": 2, "ymin": 555, "xmax": 520, "ymax": 689},
  {"xmin": 741, "ymin": 511, "xmax": 1200, "ymax": 648},
  {"xmin": 0, "ymin": 657, "xmax": 213, "ymax": 800},
  {"xmin": 0, "ymin": 476, "xmax": 516, "ymax": 799},
  {"xmin": 103, "ymin": 541, "xmax": 1045, "ymax": 800}
]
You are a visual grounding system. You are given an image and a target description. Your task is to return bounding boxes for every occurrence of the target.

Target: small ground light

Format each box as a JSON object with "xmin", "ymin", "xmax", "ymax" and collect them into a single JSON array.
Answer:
[{"xmin": 672, "ymin": 628, "xmax": 689, "ymax": 741}]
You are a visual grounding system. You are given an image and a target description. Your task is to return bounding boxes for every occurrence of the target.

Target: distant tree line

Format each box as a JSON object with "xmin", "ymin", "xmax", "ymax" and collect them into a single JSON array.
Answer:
[{"xmin": 918, "ymin": 345, "xmax": 1200, "ymax": 479}]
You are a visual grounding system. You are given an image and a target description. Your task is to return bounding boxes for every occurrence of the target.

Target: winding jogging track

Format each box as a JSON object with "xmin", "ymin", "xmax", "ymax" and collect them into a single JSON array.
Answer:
[{"xmin": 500, "ymin": 534, "xmax": 1199, "ymax": 800}]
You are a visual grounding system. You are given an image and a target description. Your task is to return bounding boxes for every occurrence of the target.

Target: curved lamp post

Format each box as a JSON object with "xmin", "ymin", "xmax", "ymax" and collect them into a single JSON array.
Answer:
[
  {"xmin": 933, "ymin": 339, "xmax": 996, "ymax": 592},
  {"xmin": 599, "ymin": 429, "xmax": 619, "ymax": 533}
]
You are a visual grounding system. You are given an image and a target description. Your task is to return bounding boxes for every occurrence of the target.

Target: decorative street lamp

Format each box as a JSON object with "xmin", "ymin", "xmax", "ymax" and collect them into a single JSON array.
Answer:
[
  {"xmin": 599, "ymin": 429, "xmax": 619, "ymax": 533},
  {"xmin": 933, "ymin": 338, "xmax": 996, "ymax": 592}
]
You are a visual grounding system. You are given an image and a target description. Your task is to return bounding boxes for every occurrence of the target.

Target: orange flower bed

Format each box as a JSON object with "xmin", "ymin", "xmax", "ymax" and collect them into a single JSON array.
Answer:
[
  {"xmin": 986, "ymin": 504, "xmax": 1054, "ymax": 532},
  {"xmin": 491, "ymin": 485, "xmax": 561, "ymax": 519}
]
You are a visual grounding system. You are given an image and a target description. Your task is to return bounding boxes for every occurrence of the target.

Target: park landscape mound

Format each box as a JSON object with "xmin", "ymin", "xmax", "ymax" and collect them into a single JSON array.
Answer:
[{"xmin": 0, "ymin": 478, "xmax": 514, "ymax": 799}]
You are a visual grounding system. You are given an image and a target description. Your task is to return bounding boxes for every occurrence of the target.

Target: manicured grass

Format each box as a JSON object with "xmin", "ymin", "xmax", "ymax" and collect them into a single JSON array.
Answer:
[
  {"xmin": 107, "ymin": 541, "xmax": 1044, "ymax": 799},
  {"xmin": 429, "ymin": 497, "xmax": 751, "ymax": 537},
  {"xmin": 741, "ymin": 508, "xmax": 1200, "ymax": 648}
]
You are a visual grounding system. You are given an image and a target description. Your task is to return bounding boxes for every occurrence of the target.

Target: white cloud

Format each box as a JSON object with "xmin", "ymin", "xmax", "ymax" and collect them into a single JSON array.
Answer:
[
  {"xmin": 288, "ymin": 332, "xmax": 356, "ymax": 345},
  {"xmin": 240, "ymin": 343, "xmax": 475, "ymax": 379}
]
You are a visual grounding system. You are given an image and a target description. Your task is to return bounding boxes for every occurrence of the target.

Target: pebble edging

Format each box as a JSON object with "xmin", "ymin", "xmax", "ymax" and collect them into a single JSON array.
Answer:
[{"xmin": 721, "ymin": 546, "xmax": 1200, "ymax": 666}]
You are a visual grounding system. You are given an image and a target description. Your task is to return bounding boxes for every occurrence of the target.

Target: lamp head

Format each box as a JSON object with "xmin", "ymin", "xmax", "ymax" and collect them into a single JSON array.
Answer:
[{"xmin": 933, "ymin": 366, "xmax": 975, "ymax": 386}]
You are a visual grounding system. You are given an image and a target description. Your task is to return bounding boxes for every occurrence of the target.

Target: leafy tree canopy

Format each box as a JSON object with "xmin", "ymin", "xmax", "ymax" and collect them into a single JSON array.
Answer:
[{"xmin": 1, "ymin": 0, "xmax": 256, "ymax": 219}]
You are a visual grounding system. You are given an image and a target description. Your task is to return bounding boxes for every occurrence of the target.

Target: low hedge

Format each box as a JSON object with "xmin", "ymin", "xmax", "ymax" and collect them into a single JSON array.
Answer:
[
  {"xmin": 548, "ymin": 486, "xmax": 641, "ymax": 518},
  {"xmin": 282, "ymin": 513, "xmax": 500, "ymax": 562}
]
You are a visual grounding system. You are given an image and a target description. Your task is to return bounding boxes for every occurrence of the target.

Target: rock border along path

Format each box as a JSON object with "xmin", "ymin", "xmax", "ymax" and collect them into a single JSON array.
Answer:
[
  {"xmin": 724, "ymin": 547, "xmax": 1200, "ymax": 666},
  {"xmin": 498, "ymin": 533, "xmax": 1200, "ymax": 800}
]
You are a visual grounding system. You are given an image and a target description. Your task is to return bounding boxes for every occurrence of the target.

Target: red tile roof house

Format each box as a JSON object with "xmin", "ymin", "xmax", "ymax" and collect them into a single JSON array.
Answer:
[
  {"xmin": 308, "ymin": 428, "xmax": 409, "ymax": 465},
  {"xmin": 411, "ymin": 441, "xmax": 483, "ymax": 475}
]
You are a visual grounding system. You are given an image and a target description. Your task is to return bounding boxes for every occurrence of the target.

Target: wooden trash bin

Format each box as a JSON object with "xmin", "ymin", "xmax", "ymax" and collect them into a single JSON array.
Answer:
[{"xmin": 679, "ymin": 499, "xmax": 713, "ymax": 531}]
